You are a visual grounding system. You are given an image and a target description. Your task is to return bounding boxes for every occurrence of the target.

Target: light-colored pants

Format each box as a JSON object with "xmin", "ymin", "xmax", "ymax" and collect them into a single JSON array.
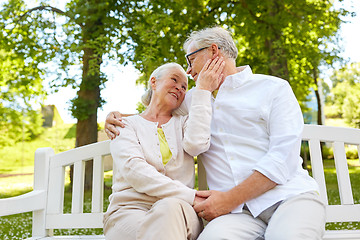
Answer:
[
  {"xmin": 104, "ymin": 197, "xmax": 203, "ymax": 240},
  {"xmin": 197, "ymin": 191, "xmax": 325, "ymax": 240}
]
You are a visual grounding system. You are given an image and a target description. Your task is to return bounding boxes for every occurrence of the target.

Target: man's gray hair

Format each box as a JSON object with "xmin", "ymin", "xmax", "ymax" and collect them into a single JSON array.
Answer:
[
  {"xmin": 183, "ymin": 26, "xmax": 238, "ymax": 60},
  {"xmin": 141, "ymin": 62, "xmax": 186, "ymax": 106}
]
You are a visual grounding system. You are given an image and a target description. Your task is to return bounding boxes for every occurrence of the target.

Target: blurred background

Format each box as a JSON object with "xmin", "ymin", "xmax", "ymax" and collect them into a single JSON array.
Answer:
[{"xmin": 1, "ymin": 0, "xmax": 360, "ymax": 238}]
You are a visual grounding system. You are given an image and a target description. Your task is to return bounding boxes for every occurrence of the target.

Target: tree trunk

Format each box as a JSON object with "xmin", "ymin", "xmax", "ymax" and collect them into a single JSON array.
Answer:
[
  {"xmin": 313, "ymin": 68, "xmax": 323, "ymax": 125},
  {"xmin": 75, "ymin": 45, "xmax": 101, "ymax": 190}
]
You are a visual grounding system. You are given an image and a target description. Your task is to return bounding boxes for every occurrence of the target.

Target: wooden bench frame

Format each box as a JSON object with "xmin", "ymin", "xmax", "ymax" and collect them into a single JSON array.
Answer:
[{"xmin": 1, "ymin": 124, "xmax": 360, "ymax": 239}]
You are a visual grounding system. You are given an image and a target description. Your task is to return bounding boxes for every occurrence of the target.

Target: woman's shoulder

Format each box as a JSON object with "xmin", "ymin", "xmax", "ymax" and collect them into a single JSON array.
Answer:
[{"xmin": 116, "ymin": 115, "xmax": 141, "ymax": 131}]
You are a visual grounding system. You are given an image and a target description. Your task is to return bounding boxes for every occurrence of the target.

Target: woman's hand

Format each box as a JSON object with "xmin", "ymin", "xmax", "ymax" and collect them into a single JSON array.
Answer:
[{"xmin": 196, "ymin": 56, "xmax": 225, "ymax": 92}]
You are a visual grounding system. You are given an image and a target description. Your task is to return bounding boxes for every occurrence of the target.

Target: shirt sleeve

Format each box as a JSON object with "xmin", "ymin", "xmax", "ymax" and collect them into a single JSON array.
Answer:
[
  {"xmin": 182, "ymin": 89, "xmax": 212, "ymax": 156},
  {"xmin": 110, "ymin": 121, "xmax": 196, "ymax": 204},
  {"xmin": 253, "ymin": 81, "xmax": 304, "ymax": 185}
]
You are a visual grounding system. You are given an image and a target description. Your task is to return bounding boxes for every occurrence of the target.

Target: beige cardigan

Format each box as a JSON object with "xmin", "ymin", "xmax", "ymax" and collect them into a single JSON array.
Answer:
[{"xmin": 108, "ymin": 89, "xmax": 212, "ymax": 208}]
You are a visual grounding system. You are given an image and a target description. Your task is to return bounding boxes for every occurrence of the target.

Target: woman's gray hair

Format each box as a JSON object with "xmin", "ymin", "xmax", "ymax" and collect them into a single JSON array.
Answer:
[
  {"xmin": 183, "ymin": 26, "xmax": 238, "ymax": 60},
  {"xmin": 141, "ymin": 62, "xmax": 186, "ymax": 106}
]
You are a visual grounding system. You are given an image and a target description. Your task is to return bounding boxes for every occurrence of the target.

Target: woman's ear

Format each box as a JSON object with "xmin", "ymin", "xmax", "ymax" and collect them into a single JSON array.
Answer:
[{"xmin": 150, "ymin": 77, "xmax": 157, "ymax": 90}]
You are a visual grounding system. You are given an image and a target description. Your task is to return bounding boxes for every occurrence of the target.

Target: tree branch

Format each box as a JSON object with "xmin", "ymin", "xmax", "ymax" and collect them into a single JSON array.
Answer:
[{"xmin": 20, "ymin": 5, "xmax": 68, "ymax": 19}]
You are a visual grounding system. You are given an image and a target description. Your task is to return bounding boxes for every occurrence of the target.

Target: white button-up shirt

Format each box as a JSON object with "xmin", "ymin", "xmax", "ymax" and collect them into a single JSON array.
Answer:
[{"xmin": 176, "ymin": 65, "xmax": 319, "ymax": 217}]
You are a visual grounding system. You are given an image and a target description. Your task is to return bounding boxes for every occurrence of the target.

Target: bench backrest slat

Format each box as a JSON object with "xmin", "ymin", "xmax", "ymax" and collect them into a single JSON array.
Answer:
[
  {"xmin": 72, "ymin": 160, "xmax": 85, "ymax": 214},
  {"xmin": 307, "ymin": 138, "xmax": 328, "ymax": 204},
  {"xmin": 47, "ymin": 164, "xmax": 65, "ymax": 215},
  {"xmin": 333, "ymin": 141, "xmax": 354, "ymax": 205},
  {"xmin": 92, "ymin": 155, "xmax": 104, "ymax": 213}
]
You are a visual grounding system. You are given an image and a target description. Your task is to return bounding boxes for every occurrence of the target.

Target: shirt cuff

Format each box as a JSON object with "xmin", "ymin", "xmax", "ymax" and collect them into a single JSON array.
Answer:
[{"xmin": 191, "ymin": 88, "xmax": 212, "ymax": 106}]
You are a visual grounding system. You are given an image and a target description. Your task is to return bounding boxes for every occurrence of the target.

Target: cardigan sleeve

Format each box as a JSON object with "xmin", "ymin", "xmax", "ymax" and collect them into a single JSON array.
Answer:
[
  {"xmin": 182, "ymin": 89, "xmax": 212, "ymax": 156},
  {"xmin": 110, "ymin": 119, "xmax": 196, "ymax": 205}
]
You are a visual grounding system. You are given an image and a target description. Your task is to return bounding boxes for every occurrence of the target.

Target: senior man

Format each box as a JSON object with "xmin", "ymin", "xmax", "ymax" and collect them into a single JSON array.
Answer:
[{"xmin": 105, "ymin": 26, "xmax": 325, "ymax": 240}]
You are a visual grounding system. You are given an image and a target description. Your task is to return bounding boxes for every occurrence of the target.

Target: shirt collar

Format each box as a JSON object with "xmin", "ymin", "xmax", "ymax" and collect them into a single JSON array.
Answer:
[{"xmin": 221, "ymin": 65, "xmax": 253, "ymax": 88}]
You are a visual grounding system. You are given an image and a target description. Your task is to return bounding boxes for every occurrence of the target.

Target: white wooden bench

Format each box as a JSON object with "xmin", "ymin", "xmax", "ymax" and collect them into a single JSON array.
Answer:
[{"xmin": 0, "ymin": 124, "xmax": 360, "ymax": 239}]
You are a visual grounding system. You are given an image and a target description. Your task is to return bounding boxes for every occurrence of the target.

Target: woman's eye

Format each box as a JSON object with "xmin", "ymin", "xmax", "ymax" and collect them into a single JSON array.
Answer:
[{"xmin": 172, "ymin": 78, "xmax": 177, "ymax": 82}]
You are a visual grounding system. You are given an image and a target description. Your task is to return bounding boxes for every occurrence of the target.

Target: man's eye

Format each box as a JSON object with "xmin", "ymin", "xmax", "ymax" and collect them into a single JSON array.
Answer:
[{"xmin": 172, "ymin": 78, "xmax": 177, "ymax": 82}]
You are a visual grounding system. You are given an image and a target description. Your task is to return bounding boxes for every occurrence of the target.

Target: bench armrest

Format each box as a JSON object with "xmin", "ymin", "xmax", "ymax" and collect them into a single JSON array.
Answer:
[{"xmin": 0, "ymin": 190, "xmax": 46, "ymax": 216}]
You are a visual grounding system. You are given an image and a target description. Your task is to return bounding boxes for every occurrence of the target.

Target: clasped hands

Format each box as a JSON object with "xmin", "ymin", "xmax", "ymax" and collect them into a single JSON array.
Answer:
[{"xmin": 193, "ymin": 190, "xmax": 234, "ymax": 222}]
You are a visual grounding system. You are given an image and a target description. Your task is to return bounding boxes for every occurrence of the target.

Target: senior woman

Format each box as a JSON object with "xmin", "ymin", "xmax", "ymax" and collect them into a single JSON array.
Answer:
[{"xmin": 103, "ymin": 60, "xmax": 224, "ymax": 240}]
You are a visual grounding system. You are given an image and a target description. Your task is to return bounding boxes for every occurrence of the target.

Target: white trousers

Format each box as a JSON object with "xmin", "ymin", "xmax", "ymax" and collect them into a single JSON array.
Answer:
[
  {"xmin": 104, "ymin": 197, "xmax": 203, "ymax": 240},
  {"xmin": 197, "ymin": 191, "xmax": 325, "ymax": 240}
]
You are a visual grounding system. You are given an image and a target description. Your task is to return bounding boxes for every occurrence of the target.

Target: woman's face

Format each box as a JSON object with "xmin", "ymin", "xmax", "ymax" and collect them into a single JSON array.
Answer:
[{"xmin": 152, "ymin": 67, "xmax": 188, "ymax": 110}]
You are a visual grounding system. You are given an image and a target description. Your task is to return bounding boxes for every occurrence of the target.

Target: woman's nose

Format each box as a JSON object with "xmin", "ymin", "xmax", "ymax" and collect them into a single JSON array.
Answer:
[{"xmin": 186, "ymin": 66, "xmax": 192, "ymax": 74}]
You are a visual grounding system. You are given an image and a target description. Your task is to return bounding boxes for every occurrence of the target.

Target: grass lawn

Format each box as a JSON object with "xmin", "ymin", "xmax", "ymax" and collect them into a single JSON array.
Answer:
[{"xmin": 0, "ymin": 123, "xmax": 76, "ymax": 176}]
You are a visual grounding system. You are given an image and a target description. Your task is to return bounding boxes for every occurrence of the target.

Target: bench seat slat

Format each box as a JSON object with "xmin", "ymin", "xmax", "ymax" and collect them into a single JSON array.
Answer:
[
  {"xmin": 46, "ymin": 213, "xmax": 104, "ymax": 229},
  {"xmin": 323, "ymin": 230, "xmax": 360, "ymax": 240}
]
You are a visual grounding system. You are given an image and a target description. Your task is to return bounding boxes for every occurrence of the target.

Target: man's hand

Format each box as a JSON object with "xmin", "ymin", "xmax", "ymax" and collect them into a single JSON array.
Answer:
[
  {"xmin": 104, "ymin": 111, "xmax": 124, "ymax": 139},
  {"xmin": 193, "ymin": 190, "xmax": 235, "ymax": 221},
  {"xmin": 196, "ymin": 56, "xmax": 225, "ymax": 92}
]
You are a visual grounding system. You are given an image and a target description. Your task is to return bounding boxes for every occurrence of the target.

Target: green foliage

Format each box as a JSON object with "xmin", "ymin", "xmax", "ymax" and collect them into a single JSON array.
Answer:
[
  {"xmin": 0, "ymin": 0, "xmax": 47, "ymax": 147},
  {"xmin": 136, "ymin": 101, "xmax": 146, "ymax": 114},
  {"xmin": 327, "ymin": 62, "xmax": 360, "ymax": 128},
  {"xmin": 0, "ymin": 0, "xmax": 131, "ymax": 148},
  {"xmin": 120, "ymin": 0, "xmax": 348, "ymax": 111},
  {"xmin": 330, "ymin": 62, "xmax": 360, "ymax": 88},
  {"xmin": 342, "ymin": 84, "xmax": 360, "ymax": 128},
  {"xmin": 224, "ymin": 0, "xmax": 346, "ymax": 105}
]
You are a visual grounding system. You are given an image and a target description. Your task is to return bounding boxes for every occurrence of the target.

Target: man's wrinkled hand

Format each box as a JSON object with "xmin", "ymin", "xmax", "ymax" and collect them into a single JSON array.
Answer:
[
  {"xmin": 196, "ymin": 56, "xmax": 225, "ymax": 92},
  {"xmin": 104, "ymin": 111, "xmax": 124, "ymax": 139},
  {"xmin": 193, "ymin": 190, "xmax": 234, "ymax": 221}
]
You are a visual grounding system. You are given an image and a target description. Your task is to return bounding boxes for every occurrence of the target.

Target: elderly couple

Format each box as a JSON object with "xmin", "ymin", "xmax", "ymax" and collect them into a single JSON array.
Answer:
[{"xmin": 103, "ymin": 27, "xmax": 325, "ymax": 240}]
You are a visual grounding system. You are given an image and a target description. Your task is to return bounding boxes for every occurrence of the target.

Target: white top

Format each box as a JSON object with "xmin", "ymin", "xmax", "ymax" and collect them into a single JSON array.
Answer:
[
  {"xmin": 110, "ymin": 89, "xmax": 212, "ymax": 205},
  {"xmin": 176, "ymin": 66, "xmax": 319, "ymax": 217}
]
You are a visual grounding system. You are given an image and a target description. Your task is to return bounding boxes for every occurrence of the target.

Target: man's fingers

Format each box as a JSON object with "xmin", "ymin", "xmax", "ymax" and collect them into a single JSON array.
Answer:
[
  {"xmin": 112, "ymin": 111, "xmax": 122, "ymax": 119},
  {"xmin": 193, "ymin": 201, "xmax": 205, "ymax": 213},
  {"xmin": 105, "ymin": 128, "xmax": 115, "ymax": 140}
]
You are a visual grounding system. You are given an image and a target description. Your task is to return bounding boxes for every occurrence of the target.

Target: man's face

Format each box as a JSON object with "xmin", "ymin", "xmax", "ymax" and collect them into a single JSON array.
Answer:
[{"xmin": 185, "ymin": 42, "xmax": 211, "ymax": 82}]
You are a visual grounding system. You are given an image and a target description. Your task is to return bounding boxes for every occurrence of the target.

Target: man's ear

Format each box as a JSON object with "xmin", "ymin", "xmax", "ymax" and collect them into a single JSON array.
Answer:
[{"xmin": 211, "ymin": 43, "xmax": 220, "ymax": 59}]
